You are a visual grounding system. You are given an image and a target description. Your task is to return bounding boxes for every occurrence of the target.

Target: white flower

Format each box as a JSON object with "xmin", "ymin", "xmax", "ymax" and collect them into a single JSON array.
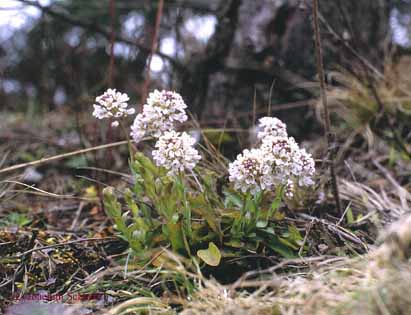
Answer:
[
  {"xmin": 260, "ymin": 136, "xmax": 300, "ymax": 182},
  {"xmin": 230, "ymin": 116, "xmax": 316, "ymax": 195},
  {"xmin": 261, "ymin": 136, "xmax": 299, "ymax": 162},
  {"xmin": 228, "ymin": 148, "xmax": 274, "ymax": 194},
  {"xmin": 295, "ymin": 148, "xmax": 316, "ymax": 187},
  {"xmin": 152, "ymin": 130, "xmax": 201, "ymax": 175},
  {"xmin": 261, "ymin": 136, "xmax": 316, "ymax": 188},
  {"xmin": 131, "ymin": 90, "xmax": 188, "ymax": 142},
  {"xmin": 284, "ymin": 179, "xmax": 294, "ymax": 199},
  {"xmin": 257, "ymin": 117, "xmax": 288, "ymax": 140},
  {"xmin": 92, "ymin": 88, "xmax": 135, "ymax": 127}
]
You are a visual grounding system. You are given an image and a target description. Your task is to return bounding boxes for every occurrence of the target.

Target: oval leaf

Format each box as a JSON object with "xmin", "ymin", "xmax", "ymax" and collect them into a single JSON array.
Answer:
[{"xmin": 197, "ymin": 242, "xmax": 221, "ymax": 266}]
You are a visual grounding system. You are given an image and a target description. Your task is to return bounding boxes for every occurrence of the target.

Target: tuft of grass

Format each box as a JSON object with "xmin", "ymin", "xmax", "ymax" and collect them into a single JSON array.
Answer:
[
  {"xmin": 177, "ymin": 214, "xmax": 411, "ymax": 315},
  {"xmin": 316, "ymin": 58, "xmax": 411, "ymax": 158}
]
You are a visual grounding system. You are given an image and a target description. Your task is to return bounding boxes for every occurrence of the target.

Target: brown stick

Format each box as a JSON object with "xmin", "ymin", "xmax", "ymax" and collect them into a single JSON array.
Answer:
[
  {"xmin": 141, "ymin": 0, "xmax": 165, "ymax": 104},
  {"xmin": 312, "ymin": 0, "xmax": 342, "ymax": 215},
  {"xmin": 14, "ymin": 237, "xmax": 116, "ymax": 258},
  {"xmin": 108, "ymin": 0, "xmax": 116, "ymax": 87},
  {"xmin": 106, "ymin": 0, "xmax": 117, "ymax": 161},
  {"xmin": 0, "ymin": 140, "xmax": 128, "ymax": 175}
]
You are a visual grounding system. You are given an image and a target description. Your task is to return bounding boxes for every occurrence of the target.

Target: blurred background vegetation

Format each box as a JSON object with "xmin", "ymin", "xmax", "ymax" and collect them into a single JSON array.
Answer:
[
  {"xmin": 1, "ymin": 2, "xmax": 411, "ymax": 312},
  {"xmin": 1, "ymin": 0, "xmax": 410, "ymax": 136}
]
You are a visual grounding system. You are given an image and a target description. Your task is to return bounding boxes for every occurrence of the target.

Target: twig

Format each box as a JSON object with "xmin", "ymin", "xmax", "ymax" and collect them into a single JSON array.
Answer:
[
  {"xmin": 108, "ymin": 0, "xmax": 116, "ymax": 86},
  {"xmin": 252, "ymin": 87, "xmax": 257, "ymax": 124},
  {"xmin": 0, "ymin": 140, "xmax": 128, "ymax": 175},
  {"xmin": 267, "ymin": 79, "xmax": 276, "ymax": 117},
  {"xmin": 298, "ymin": 219, "xmax": 314, "ymax": 257},
  {"xmin": 317, "ymin": 13, "xmax": 383, "ymax": 80},
  {"xmin": 2, "ymin": 180, "xmax": 75, "ymax": 198},
  {"xmin": 337, "ymin": 201, "xmax": 352, "ymax": 226},
  {"xmin": 106, "ymin": 0, "xmax": 117, "ymax": 164},
  {"xmin": 14, "ymin": 237, "xmax": 116, "ymax": 259},
  {"xmin": 77, "ymin": 166, "xmax": 131, "ymax": 178},
  {"xmin": 312, "ymin": 0, "xmax": 342, "ymax": 215},
  {"xmin": 141, "ymin": 0, "xmax": 164, "ymax": 104},
  {"xmin": 190, "ymin": 169, "xmax": 204, "ymax": 193},
  {"xmin": 70, "ymin": 202, "xmax": 85, "ymax": 231},
  {"xmin": 298, "ymin": 213, "xmax": 368, "ymax": 251}
]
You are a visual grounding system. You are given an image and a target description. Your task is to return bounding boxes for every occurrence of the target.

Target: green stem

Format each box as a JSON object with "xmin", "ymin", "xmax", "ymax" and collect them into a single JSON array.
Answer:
[
  {"xmin": 119, "ymin": 121, "xmax": 135, "ymax": 164},
  {"xmin": 253, "ymin": 191, "xmax": 263, "ymax": 222},
  {"xmin": 241, "ymin": 192, "xmax": 252, "ymax": 233},
  {"xmin": 178, "ymin": 174, "xmax": 192, "ymax": 239}
]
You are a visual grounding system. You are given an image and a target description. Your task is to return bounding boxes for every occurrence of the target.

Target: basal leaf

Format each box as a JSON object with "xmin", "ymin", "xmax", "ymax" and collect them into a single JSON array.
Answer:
[{"xmin": 197, "ymin": 242, "xmax": 221, "ymax": 266}]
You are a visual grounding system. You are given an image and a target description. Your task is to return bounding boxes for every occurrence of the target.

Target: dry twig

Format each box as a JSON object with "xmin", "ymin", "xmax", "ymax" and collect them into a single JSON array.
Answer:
[{"xmin": 312, "ymin": 0, "xmax": 342, "ymax": 215}]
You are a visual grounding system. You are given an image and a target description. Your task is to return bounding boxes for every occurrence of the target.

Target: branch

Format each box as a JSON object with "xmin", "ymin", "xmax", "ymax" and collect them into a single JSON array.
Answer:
[
  {"xmin": 0, "ymin": 140, "xmax": 128, "ymax": 175},
  {"xmin": 14, "ymin": 0, "xmax": 184, "ymax": 72},
  {"xmin": 141, "ymin": 0, "xmax": 164, "ymax": 103},
  {"xmin": 312, "ymin": 0, "xmax": 342, "ymax": 215}
]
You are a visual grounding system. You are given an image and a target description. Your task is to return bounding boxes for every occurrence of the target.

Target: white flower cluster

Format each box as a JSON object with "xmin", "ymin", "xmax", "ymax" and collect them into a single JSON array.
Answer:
[
  {"xmin": 130, "ymin": 90, "xmax": 188, "ymax": 143},
  {"xmin": 128, "ymin": 90, "xmax": 201, "ymax": 174},
  {"xmin": 152, "ymin": 130, "xmax": 201, "ymax": 175},
  {"xmin": 92, "ymin": 89, "xmax": 135, "ymax": 127},
  {"xmin": 257, "ymin": 117, "xmax": 288, "ymax": 139},
  {"xmin": 229, "ymin": 117, "xmax": 315, "ymax": 197},
  {"xmin": 228, "ymin": 148, "xmax": 273, "ymax": 194}
]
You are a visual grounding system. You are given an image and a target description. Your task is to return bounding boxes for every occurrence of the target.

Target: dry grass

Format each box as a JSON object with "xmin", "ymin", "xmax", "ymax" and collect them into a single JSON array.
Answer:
[
  {"xmin": 315, "ymin": 57, "xmax": 411, "ymax": 157},
  {"xmin": 177, "ymin": 214, "xmax": 411, "ymax": 315},
  {"xmin": 102, "ymin": 212, "xmax": 411, "ymax": 315}
]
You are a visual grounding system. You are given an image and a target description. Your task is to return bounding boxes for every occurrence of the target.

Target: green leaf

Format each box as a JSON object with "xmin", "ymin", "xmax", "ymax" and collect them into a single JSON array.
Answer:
[
  {"xmin": 103, "ymin": 187, "xmax": 121, "ymax": 217},
  {"xmin": 225, "ymin": 240, "xmax": 243, "ymax": 248},
  {"xmin": 273, "ymin": 211, "xmax": 285, "ymax": 221},
  {"xmin": 197, "ymin": 242, "xmax": 221, "ymax": 266},
  {"xmin": 0, "ymin": 212, "xmax": 31, "ymax": 228},
  {"xmin": 190, "ymin": 194, "xmax": 222, "ymax": 239},
  {"xmin": 103, "ymin": 187, "xmax": 144, "ymax": 253},
  {"xmin": 224, "ymin": 192, "xmax": 243, "ymax": 208},
  {"xmin": 261, "ymin": 231, "xmax": 297, "ymax": 258},
  {"xmin": 346, "ymin": 207, "xmax": 354, "ymax": 224},
  {"xmin": 388, "ymin": 147, "xmax": 397, "ymax": 167},
  {"xmin": 269, "ymin": 186, "xmax": 284, "ymax": 214},
  {"xmin": 256, "ymin": 220, "xmax": 268, "ymax": 228},
  {"xmin": 266, "ymin": 239, "xmax": 297, "ymax": 258},
  {"xmin": 278, "ymin": 236, "xmax": 299, "ymax": 250},
  {"xmin": 258, "ymin": 186, "xmax": 284, "ymax": 227},
  {"xmin": 134, "ymin": 152, "xmax": 158, "ymax": 175},
  {"xmin": 64, "ymin": 155, "xmax": 88, "ymax": 168},
  {"xmin": 124, "ymin": 189, "xmax": 139, "ymax": 218},
  {"xmin": 167, "ymin": 222, "xmax": 186, "ymax": 254},
  {"xmin": 171, "ymin": 213, "xmax": 180, "ymax": 224},
  {"xmin": 288, "ymin": 224, "xmax": 303, "ymax": 242}
]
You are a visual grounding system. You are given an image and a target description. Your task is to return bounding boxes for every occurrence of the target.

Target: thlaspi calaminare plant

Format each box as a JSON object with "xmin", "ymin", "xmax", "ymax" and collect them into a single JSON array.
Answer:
[
  {"xmin": 94, "ymin": 88, "xmax": 316, "ymax": 264},
  {"xmin": 96, "ymin": 89, "xmax": 223, "ymax": 264},
  {"xmin": 130, "ymin": 90, "xmax": 202, "ymax": 254},
  {"xmin": 228, "ymin": 116, "xmax": 316, "ymax": 235}
]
